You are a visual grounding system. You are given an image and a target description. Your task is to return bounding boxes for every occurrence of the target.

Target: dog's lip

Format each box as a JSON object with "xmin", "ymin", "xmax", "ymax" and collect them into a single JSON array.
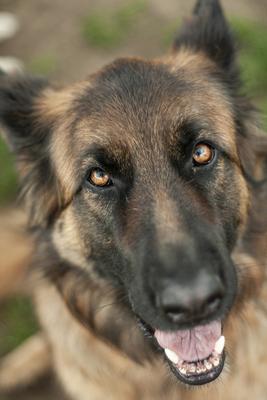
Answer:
[
  {"xmin": 168, "ymin": 350, "xmax": 225, "ymax": 385},
  {"xmin": 137, "ymin": 318, "xmax": 226, "ymax": 385}
]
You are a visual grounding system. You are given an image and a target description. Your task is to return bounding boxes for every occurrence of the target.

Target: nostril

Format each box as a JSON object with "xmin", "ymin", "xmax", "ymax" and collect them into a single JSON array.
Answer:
[
  {"xmin": 156, "ymin": 275, "xmax": 225, "ymax": 324},
  {"xmin": 165, "ymin": 308, "xmax": 188, "ymax": 323},
  {"xmin": 205, "ymin": 293, "xmax": 223, "ymax": 314},
  {"xmin": 156, "ymin": 295, "xmax": 190, "ymax": 324},
  {"xmin": 164, "ymin": 305, "xmax": 188, "ymax": 322}
]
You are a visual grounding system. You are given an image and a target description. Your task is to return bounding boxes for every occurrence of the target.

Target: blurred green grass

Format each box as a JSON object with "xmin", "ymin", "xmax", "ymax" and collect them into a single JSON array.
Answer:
[
  {"xmin": 0, "ymin": 138, "xmax": 17, "ymax": 204},
  {"xmin": 28, "ymin": 54, "xmax": 58, "ymax": 76},
  {"xmin": 82, "ymin": 0, "xmax": 147, "ymax": 49},
  {"xmin": 232, "ymin": 19, "xmax": 267, "ymax": 97},
  {"xmin": 0, "ymin": 297, "xmax": 38, "ymax": 356},
  {"xmin": 232, "ymin": 19, "xmax": 267, "ymax": 131},
  {"xmin": 0, "ymin": 15, "xmax": 267, "ymax": 357}
]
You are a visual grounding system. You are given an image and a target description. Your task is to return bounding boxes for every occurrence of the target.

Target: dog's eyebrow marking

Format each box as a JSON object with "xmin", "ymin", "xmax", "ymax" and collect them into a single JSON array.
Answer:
[{"xmin": 77, "ymin": 142, "xmax": 133, "ymax": 178}]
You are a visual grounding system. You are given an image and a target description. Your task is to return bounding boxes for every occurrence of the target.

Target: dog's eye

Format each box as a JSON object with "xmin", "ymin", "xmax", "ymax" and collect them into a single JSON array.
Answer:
[
  {"xmin": 192, "ymin": 143, "xmax": 215, "ymax": 166},
  {"xmin": 88, "ymin": 168, "xmax": 112, "ymax": 187}
]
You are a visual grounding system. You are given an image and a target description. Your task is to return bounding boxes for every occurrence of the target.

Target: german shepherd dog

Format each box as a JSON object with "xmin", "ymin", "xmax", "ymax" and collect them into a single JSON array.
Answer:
[{"xmin": 0, "ymin": 0, "xmax": 267, "ymax": 399}]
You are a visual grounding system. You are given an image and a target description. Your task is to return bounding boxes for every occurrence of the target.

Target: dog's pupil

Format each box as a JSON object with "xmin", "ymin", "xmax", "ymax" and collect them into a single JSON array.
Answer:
[
  {"xmin": 193, "ymin": 144, "xmax": 213, "ymax": 164},
  {"xmin": 90, "ymin": 169, "xmax": 110, "ymax": 186}
]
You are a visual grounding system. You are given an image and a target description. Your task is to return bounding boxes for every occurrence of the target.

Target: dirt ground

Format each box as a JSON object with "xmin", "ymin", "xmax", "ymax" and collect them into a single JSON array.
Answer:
[
  {"xmin": 0, "ymin": 0, "xmax": 266, "ymax": 399},
  {"xmin": 1, "ymin": 0, "xmax": 267, "ymax": 83}
]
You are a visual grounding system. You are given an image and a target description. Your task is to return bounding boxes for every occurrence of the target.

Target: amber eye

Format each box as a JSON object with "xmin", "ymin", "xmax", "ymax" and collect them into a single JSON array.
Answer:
[
  {"xmin": 192, "ymin": 143, "xmax": 215, "ymax": 166},
  {"xmin": 88, "ymin": 168, "xmax": 112, "ymax": 187}
]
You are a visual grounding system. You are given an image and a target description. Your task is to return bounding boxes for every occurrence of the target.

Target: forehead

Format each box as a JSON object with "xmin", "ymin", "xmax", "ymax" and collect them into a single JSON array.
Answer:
[
  {"xmin": 72, "ymin": 57, "xmax": 236, "ymax": 152},
  {"xmin": 50, "ymin": 55, "xmax": 237, "ymax": 194}
]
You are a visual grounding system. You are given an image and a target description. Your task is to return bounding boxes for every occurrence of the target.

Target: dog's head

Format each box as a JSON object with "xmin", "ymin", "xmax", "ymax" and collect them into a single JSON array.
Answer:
[{"xmin": 1, "ymin": 0, "xmax": 267, "ymax": 386}]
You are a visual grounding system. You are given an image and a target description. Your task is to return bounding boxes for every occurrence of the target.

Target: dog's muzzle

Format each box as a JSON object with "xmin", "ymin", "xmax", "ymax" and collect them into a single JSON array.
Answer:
[{"xmin": 145, "ymin": 270, "xmax": 229, "ymax": 384}]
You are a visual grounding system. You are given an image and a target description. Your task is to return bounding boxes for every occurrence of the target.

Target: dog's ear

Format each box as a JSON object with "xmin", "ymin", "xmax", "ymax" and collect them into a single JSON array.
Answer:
[
  {"xmin": 0, "ymin": 74, "xmax": 49, "ymax": 151},
  {"xmin": 0, "ymin": 74, "xmax": 59, "ymax": 226},
  {"xmin": 238, "ymin": 128, "xmax": 267, "ymax": 183},
  {"xmin": 173, "ymin": 0, "xmax": 235, "ymax": 71}
]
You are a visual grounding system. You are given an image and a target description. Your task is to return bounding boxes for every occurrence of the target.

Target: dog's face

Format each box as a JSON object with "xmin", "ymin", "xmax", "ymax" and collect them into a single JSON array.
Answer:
[{"xmin": 0, "ymin": 0, "xmax": 263, "ymax": 387}]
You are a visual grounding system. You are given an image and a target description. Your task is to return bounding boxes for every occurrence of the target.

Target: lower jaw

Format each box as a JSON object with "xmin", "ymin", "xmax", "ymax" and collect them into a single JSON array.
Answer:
[
  {"xmin": 167, "ymin": 351, "xmax": 225, "ymax": 386},
  {"xmin": 137, "ymin": 318, "xmax": 225, "ymax": 385}
]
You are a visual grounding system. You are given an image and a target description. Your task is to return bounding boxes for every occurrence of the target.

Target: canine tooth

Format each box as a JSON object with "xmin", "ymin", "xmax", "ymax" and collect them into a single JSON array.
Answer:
[
  {"xmin": 164, "ymin": 348, "xmax": 179, "ymax": 364},
  {"xmin": 177, "ymin": 359, "xmax": 184, "ymax": 367},
  {"xmin": 214, "ymin": 335, "xmax": 225, "ymax": 354},
  {"xmin": 179, "ymin": 367, "xmax": 187, "ymax": 375},
  {"xmin": 212, "ymin": 357, "xmax": 220, "ymax": 367}
]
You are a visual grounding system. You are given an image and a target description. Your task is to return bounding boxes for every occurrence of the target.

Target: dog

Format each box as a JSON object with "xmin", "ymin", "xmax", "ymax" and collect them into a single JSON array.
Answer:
[{"xmin": 0, "ymin": 0, "xmax": 267, "ymax": 399}]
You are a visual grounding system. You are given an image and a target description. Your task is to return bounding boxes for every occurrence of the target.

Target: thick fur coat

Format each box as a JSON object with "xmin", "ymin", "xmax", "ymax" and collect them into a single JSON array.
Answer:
[{"xmin": 0, "ymin": 0, "xmax": 267, "ymax": 399}]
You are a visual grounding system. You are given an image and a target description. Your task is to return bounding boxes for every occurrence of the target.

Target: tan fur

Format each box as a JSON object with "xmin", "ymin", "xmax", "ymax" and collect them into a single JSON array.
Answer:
[
  {"xmin": 52, "ymin": 207, "xmax": 91, "ymax": 270},
  {"xmin": 0, "ymin": 4, "xmax": 267, "ymax": 398},
  {"xmin": 0, "ymin": 333, "xmax": 51, "ymax": 391},
  {"xmin": 30, "ymin": 253, "xmax": 267, "ymax": 400},
  {"xmin": 0, "ymin": 208, "xmax": 33, "ymax": 298},
  {"xmin": 1, "ymin": 72, "xmax": 266, "ymax": 400},
  {"xmin": 165, "ymin": 51, "xmax": 238, "ymax": 154},
  {"xmin": 1, "ymin": 249, "xmax": 266, "ymax": 399},
  {"xmin": 154, "ymin": 189, "xmax": 187, "ymax": 244}
]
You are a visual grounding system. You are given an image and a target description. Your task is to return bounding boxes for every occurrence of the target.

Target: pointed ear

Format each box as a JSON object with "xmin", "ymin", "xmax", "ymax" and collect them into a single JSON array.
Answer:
[
  {"xmin": 0, "ymin": 74, "xmax": 48, "ymax": 153},
  {"xmin": 173, "ymin": 0, "xmax": 235, "ymax": 71},
  {"xmin": 0, "ymin": 74, "xmax": 60, "ymax": 226}
]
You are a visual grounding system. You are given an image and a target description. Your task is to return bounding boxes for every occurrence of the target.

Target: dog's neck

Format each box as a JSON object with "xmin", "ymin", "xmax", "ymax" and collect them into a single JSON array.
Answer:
[{"xmin": 34, "ymin": 262, "xmax": 267, "ymax": 400}]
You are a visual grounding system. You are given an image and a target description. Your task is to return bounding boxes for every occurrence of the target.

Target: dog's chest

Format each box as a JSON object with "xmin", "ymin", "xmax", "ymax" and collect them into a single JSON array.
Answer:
[{"xmin": 34, "ymin": 280, "xmax": 267, "ymax": 400}]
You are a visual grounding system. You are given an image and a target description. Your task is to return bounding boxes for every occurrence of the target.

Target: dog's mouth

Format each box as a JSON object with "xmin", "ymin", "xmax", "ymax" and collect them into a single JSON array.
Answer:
[{"xmin": 154, "ymin": 320, "xmax": 225, "ymax": 385}]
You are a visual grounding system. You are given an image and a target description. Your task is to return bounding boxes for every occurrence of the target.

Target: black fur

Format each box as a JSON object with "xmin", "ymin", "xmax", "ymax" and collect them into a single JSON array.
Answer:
[
  {"xmin": 0, "ymin": 0, "xmax": 267, "ymax": 388},
  {"xmin": 174, "ymin": 0, "xmax": 236, "ymax": 71},
  {"xmin": 0, "ymin": 75, "xmax": 60, "ymax": 226}
]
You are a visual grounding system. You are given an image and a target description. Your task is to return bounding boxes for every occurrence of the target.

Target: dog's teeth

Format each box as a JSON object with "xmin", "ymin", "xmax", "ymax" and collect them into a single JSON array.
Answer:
[
  {"xmin": 189, "ymin": 364, "xmax": 196, "ymax": 374},
  {"xmin": 179, "ymin": 365, "xmax": 187, "ymax": 375},
  {"xmin": 212, "ymin": 357, "xmax": 220, "ymax": 367},
  {"xmin": 204, "ymin": 360, "xmax": 213, "ymax": 370},
  {"xmin": 196, "ymin": 366, "xmax": 202, "ymax": 374},
  {"xmin": 214, "ymin": 335, "xmax": 225, "ymax": 355},
  {"xmin": 164, "ymin": 348, "xmax": 179, "ymax": 364}
]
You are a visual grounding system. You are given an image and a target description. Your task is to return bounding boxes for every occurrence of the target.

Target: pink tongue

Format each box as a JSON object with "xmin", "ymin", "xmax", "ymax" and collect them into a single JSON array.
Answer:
[{"xmin": 155, "ymin": 321, "xmax": 221, "ymax": 362}]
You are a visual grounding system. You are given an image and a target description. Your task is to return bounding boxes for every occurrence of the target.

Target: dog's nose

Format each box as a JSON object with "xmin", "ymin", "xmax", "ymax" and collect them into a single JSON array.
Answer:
[{"xmin": 156, "ymin": 271, "xmax": 224, "ymax": 324}]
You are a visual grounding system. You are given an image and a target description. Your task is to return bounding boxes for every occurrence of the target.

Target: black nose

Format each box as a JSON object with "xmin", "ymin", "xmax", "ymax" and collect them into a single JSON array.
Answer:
[{"xmin": 156, "ymin": 271, "xmax": 225, "ymax": 324}]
